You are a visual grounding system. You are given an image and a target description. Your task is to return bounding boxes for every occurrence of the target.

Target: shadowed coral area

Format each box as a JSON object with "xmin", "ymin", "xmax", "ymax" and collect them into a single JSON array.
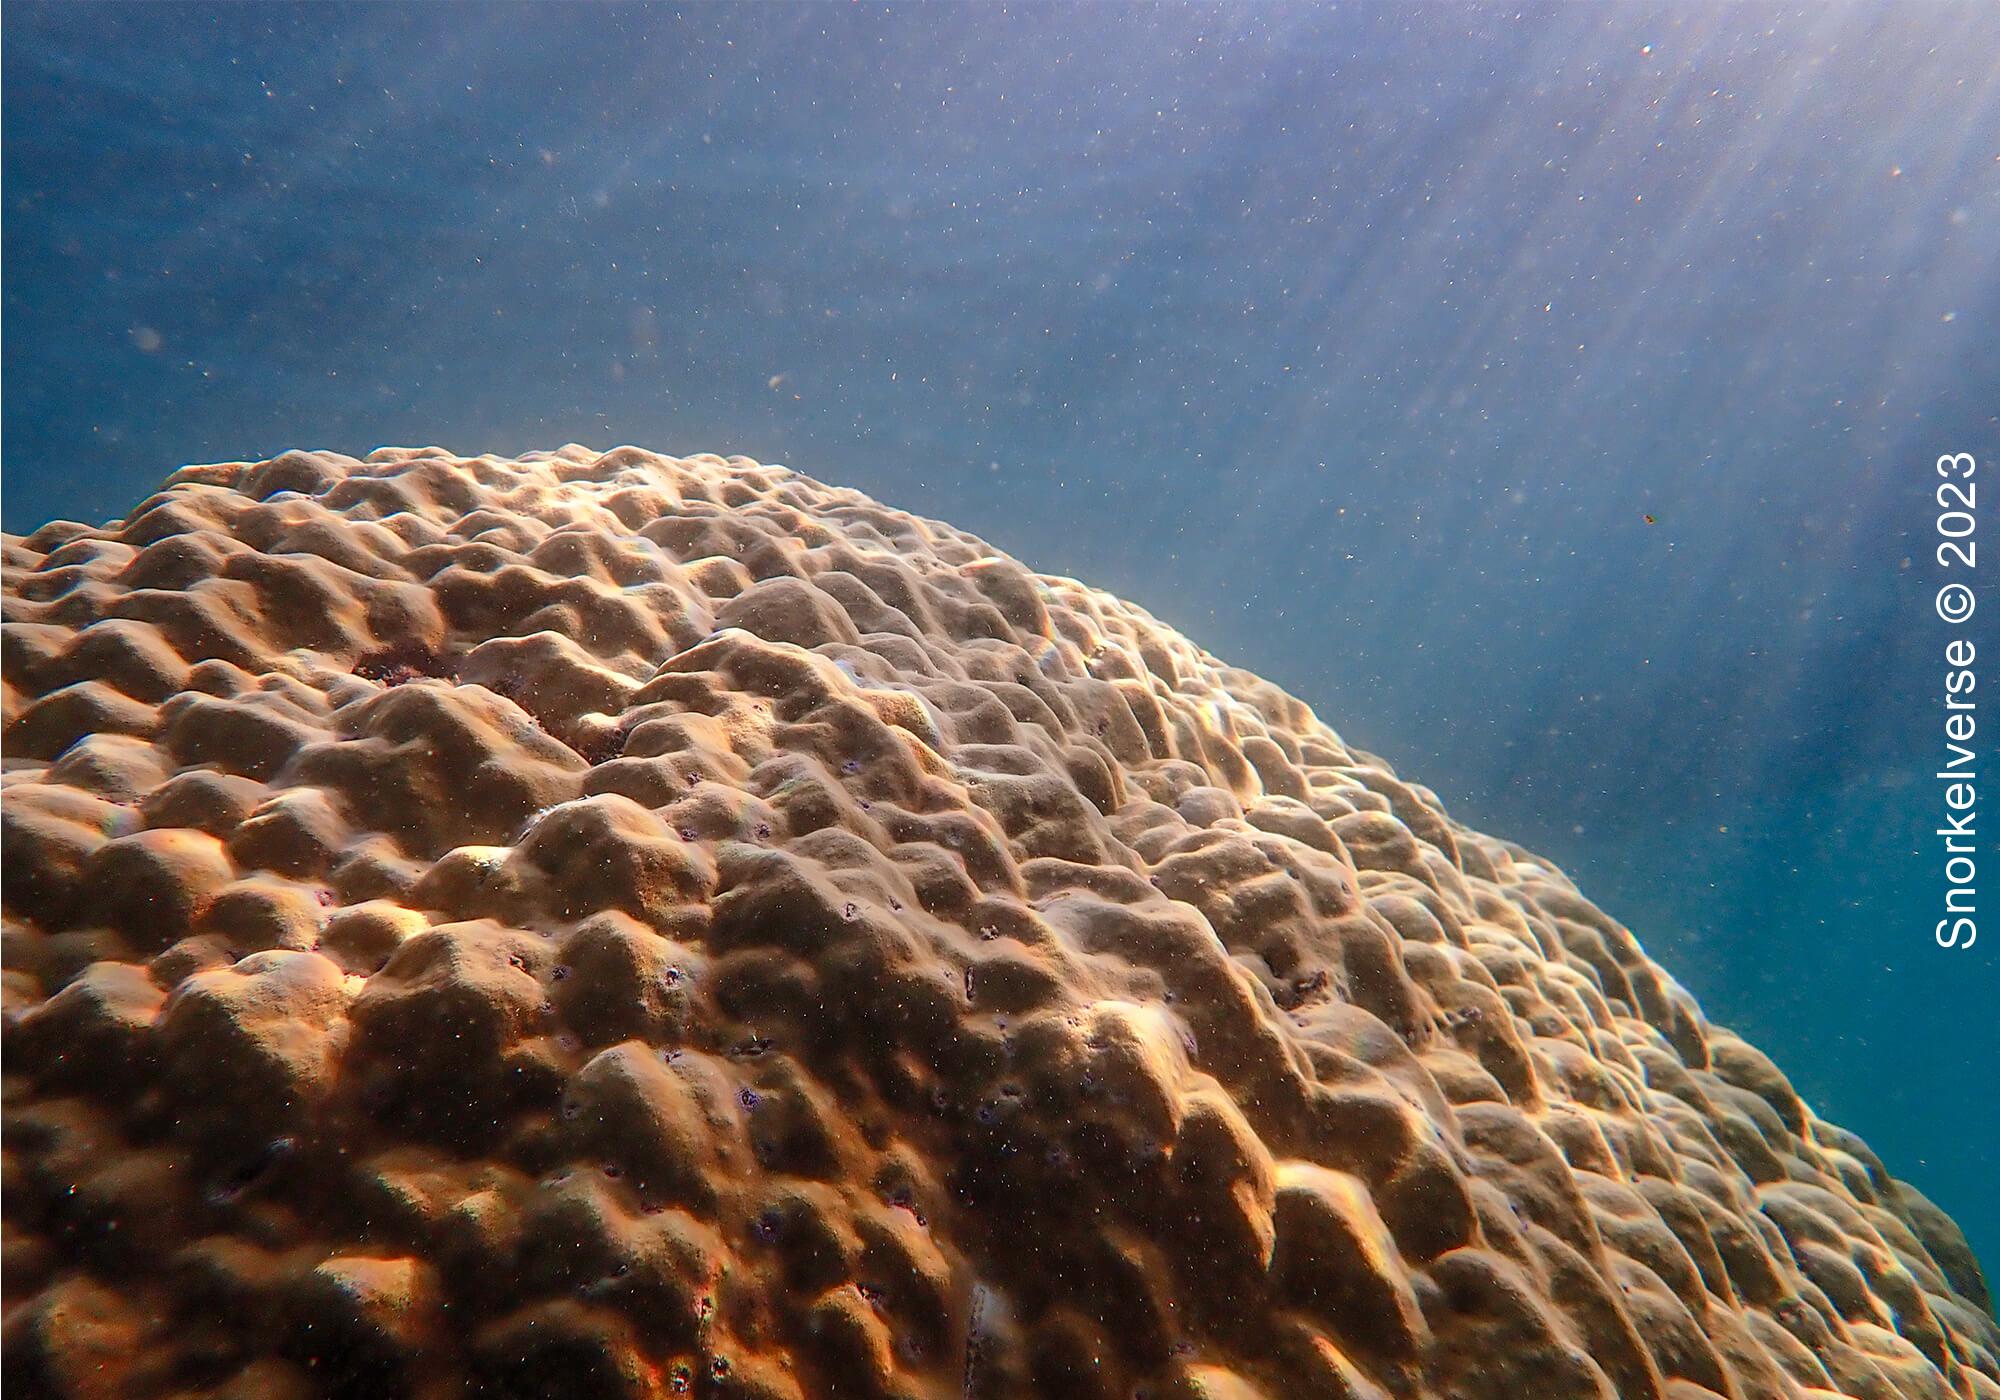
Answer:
[{"xmin": 2, "ymin": 445, "xmax": 1994, "ymax": 1400}]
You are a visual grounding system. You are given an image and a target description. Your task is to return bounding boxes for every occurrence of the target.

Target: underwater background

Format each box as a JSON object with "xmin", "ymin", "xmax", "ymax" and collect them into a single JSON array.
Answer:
[{"xmin": 5, "ymin": 0, "xmax": 1997, "ymax": 1275}]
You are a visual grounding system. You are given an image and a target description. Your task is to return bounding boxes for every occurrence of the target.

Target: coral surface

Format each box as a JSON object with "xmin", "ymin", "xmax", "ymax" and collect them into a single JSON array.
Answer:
[{"xmin": 2, "ymin": 446, "xmax": 1994, "ymax": 1400}]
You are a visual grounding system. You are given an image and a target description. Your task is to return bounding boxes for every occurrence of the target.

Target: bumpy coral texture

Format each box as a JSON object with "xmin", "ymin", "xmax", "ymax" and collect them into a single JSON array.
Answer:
[{"xmin": 2, "ymin": 446, "xmax": 1993, "ymax": 1400}]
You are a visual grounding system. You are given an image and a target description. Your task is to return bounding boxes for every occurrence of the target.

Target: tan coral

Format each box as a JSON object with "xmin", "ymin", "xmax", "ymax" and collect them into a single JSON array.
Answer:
[{"xmin": 2, "ymin": 445, "xmax": 1993, "ymax": 1400}]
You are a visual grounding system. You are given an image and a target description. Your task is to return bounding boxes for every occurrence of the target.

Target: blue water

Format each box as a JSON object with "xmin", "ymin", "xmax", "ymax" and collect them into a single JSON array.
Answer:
[{"xmin": 6, "ymin": 2, "xmax": 1998, "ymax": 1271}]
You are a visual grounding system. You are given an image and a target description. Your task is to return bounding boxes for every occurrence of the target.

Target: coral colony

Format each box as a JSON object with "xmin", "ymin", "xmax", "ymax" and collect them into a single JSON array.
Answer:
[{"xmin": 3, "ymin": 447, "xmax": 1994, "ymax": 1398}]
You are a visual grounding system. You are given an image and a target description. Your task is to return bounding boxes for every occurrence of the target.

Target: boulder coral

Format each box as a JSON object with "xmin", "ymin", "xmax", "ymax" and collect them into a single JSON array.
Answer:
[{"xmin": 2, "ymin": 445, "xmax": 1994, "ymax": 1400}]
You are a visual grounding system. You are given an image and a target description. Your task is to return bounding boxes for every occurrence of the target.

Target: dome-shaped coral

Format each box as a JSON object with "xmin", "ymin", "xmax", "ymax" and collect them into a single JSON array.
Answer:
[{"xmin": 3, "ymin": 446, "xmax": 1994, "ymax": 1399}]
